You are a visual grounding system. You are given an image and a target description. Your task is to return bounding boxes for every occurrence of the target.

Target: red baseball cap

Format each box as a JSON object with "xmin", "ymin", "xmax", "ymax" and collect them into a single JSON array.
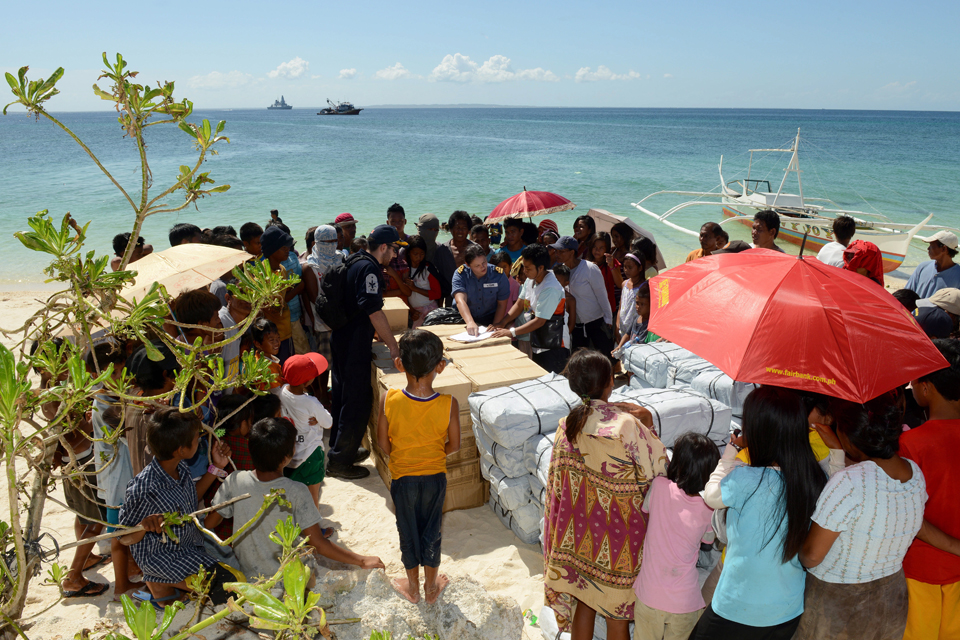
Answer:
[
  {"xmin": 334, "ymin": 213, "xmax": 356, "ymax": 224},
  {"xmin": 281, "ymin": 353, "xmax": 328, "ymax": 386}
]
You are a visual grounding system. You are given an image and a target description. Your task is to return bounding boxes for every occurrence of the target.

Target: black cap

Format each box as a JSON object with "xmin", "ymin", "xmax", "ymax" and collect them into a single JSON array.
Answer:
[
  {"xmin": 914, "ymin": 305, "xmax": 953, "ymax": 339},
  {"xmin": 369, "ymin": 224, "xmax": 407, "ymax": 246},
  {"xmin": 260, "ymin": 225, "xmax": 294, "ymax": 258},
  {"xmin": 549, "ymin": 236, "xmax": 579, "ymax": 251}
]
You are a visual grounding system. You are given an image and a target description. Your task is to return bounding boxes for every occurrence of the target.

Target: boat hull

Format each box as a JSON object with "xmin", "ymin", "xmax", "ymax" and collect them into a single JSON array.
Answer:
[
  {"xmin": 317, "ymin": 109, "xmax": 362, "ymax": 115},
  {"xmin": 722, "ymin": 206, "xmax": 908, "ymax": 273},
  {"xmin": 267, "ymin": 106, "xmax": 292, "ymax": 110}
]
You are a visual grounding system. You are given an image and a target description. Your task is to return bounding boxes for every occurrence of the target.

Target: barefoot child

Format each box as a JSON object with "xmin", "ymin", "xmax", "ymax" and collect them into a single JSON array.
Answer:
[
  {"xmin": 377, "ymin": 329, "xmax": 460, "ymax": 604},
  {"xmin": 278, "ymin": 353, "xmax": 332, "ymax": 508},
  {"xmin": 205, "ymin": 417, "xmax": 384, "ymax": 581}
]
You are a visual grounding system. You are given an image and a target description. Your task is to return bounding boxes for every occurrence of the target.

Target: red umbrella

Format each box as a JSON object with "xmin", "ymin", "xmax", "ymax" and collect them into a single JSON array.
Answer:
[
  {"xmin": 648, "ymin": 248, "xmax": 948, "ymax": 403},
  {"xmin": 487, "ymin": 187, "xmax": 576, "ymax": 222}
]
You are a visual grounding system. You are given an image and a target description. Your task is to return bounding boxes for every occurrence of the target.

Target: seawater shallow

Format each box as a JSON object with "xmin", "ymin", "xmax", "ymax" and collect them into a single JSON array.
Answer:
[{"xmin": 1, "ymin": 107, "xmax": 958, "ymax": 284}]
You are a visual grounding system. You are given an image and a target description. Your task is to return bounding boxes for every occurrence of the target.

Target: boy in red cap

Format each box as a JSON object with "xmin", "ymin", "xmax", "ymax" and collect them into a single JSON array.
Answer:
[{"xmin": 279, "ymin": 353, "xmax": 332, "ymax": 508}]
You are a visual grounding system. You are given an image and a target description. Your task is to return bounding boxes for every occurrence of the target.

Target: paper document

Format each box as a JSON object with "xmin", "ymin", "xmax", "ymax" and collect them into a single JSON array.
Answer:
[{"xmin": 449, "ymin": 327, "xmax": 496, "ymax": 343}]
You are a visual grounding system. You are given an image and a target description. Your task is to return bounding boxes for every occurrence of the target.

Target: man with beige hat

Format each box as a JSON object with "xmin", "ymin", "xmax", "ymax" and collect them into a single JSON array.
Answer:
[{"xmin": 906, "ymin": 231, "xmax": 960, "ymax": 298}]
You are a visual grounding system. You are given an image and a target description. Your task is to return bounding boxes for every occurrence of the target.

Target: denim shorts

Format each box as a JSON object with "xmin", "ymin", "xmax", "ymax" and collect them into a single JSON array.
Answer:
[{"xmin": 390, "ymin": 472, "xmax": 446, "ymax": 570}]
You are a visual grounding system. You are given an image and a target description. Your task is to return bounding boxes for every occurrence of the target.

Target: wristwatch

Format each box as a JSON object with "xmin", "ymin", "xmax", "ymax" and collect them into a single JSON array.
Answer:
[{"xmin": 207, "ymin": 464, "xmax": 228, "ymax": 479}]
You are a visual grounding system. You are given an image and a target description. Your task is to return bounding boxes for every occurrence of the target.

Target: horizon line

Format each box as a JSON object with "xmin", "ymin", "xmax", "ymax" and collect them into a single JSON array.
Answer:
[{"xmin": 5, "ymin": 104, "xmax": 960, "ymax": 114}]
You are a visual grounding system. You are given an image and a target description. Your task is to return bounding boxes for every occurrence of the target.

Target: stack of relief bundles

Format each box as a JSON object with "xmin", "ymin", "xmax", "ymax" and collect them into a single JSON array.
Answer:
[
  {"xmin": 607, "ymin": 386, "xmax": 731, "ymax": 448},
  {"xmin": 468, "ymin": 373, "xmax": 580, "ymax": 545},
  {"xmin": 690, "ymin": 370, "xmax": 757, "ymax": 417},
  {"xmin": 618, "ymin": 342, "xmax": 702, "ymax": 388}
]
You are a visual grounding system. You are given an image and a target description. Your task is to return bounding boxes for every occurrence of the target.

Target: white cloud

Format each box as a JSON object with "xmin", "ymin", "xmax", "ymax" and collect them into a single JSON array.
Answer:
[
  {"xmin": 339, "ymin": 68, "xmax": 358, "ymax": 80},
  {"xmin": 268, "ymin": 57, "xmax": 309, "ymax": 79},
  {"xmin": 879, "ymin": 80, "xmax": 918, "ymax": 95},
  {"xmin": 186, "ymin": 70, "xmax": 254, "ymax": 90},
  {"xmin": 375, "ymin": 63, "xmax": 416, "ymax": 80},
  {"xmin": 430, "ymin": 53, "xmax": 558, "ymax": 83},
  {"xmin": 574, "ymin": 66, "xmax": 642, "ymax": 82},
  {"xmin": 663, "ymin": 73, "xmax": 673, "ymax": 78}
]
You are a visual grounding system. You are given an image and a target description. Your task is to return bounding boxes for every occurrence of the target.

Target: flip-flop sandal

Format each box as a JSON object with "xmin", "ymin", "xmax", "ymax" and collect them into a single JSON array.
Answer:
[
  {"xmin": 321, "ymin": 527, "xmax": 335, "ymax": 539},
  {"xmin": 83, "ymin": 554, "xmax": 112, "ymax": 571},
  {"xmin": 132, "ymin": 588, "xmax": 183, "ymax": 612},
  {"xmin": 63, "ymin": 581, "xmax": 109, "ymax": 598}
]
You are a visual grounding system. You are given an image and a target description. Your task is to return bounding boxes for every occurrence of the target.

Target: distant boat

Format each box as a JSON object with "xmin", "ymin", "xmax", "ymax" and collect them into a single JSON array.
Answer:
[
  {"xmin": 268, "ymin": 96, "xmax": 292, "ymax": 110},
  {"xmin": 318, "ymin": 99, "xmax": 362, "ymax": 115}
]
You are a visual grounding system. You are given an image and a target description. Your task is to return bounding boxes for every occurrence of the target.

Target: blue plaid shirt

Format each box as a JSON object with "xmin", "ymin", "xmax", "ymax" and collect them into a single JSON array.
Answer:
[{"xmin": 118, "ymin": 459, "xmax": 216, "ymax": 583}]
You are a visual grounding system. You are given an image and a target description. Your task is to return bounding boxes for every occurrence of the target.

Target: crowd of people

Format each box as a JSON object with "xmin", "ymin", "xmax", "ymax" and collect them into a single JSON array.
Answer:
[{"xmin": 46, "ymin": 202, "xmax": 960, "ymax": 640}]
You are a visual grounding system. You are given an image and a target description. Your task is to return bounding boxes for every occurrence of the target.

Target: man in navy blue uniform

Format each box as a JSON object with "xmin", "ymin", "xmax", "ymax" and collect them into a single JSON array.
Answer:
[
  {"xmin": 451, "ymin": 244, "xmax": 510, "ymax": 336},
  {"xmin": 328, "ymin": 225, "xmax": 404, "ymax": 479}
]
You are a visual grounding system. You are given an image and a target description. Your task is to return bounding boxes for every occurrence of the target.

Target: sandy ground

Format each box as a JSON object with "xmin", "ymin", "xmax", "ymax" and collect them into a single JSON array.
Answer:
[
  {"xmin": 0, "ymin": 290, "xmax": 543, "ymax": 640},
  {"xmin": 0, "ymin": 265, "xmax": 918, "ymax": 639}
]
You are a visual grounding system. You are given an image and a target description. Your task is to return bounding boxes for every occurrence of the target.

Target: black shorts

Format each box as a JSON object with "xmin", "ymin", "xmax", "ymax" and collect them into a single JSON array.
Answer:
[{"xmin": 390, "ymin": 472, "xmax": 446, "ymax": 570}]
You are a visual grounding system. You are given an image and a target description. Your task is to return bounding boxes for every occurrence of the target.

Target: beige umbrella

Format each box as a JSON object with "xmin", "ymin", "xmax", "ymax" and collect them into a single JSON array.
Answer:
[
  {"xmin": 121, "ymin": 243, "xmax": 252, "ymax": 301},
  {"xmin": 587, "ymin": 208, "xmax": 667, "ymax": 271}
]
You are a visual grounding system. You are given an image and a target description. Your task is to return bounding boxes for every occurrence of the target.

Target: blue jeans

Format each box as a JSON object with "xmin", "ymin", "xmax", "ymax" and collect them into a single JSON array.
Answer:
[{"xmin": 390, "ymin": 473, "xmax": 446, "ymax": 570}]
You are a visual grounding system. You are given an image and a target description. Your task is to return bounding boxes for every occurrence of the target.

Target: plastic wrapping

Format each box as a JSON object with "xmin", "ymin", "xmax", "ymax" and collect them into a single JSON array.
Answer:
[
  {"xmin": 472, "ymin": 422, "xmax": 528, "ymax": 478},
  {"xmin": 608, "ymin": 386, "xmax": 731, "ymax": 448},
  {"xmin": 488, "ymin": 484, "xmax": 541, "ymax": 545},
  {"xmin": 480, "ymin": 457, "xmax": 533, "ymax": 511},
  {"xmin": 691, "ymin": 370, "xmax": 758, "ymax": 417},
  {"xmin": 619, "ymin": 342, "xmax": 701, "ymax": 388},
  {"xmin": 468, "ymin": 373, "xmax": 580, "ymax": 450}
]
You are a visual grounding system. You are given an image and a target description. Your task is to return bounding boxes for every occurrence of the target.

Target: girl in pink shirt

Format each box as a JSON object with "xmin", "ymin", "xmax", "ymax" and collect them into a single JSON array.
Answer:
[{"xmin": 633, "ymin": 433, "xmax": 721, "ymax": 640}]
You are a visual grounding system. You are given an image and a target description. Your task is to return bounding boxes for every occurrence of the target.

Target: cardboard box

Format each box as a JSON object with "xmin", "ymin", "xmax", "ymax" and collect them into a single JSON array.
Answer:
[
  {"xmin": 370, "ymin": 448, "xmax": 488, "ymax": 513},
  {"xmin": 381, "ymin": 297, "xmax": 409, "ymax": 332},
  {"xmin": 462, "ymin": 359, "xmax": 548, "ymax": 391},
  {"xmin": 447, "ymin": 344, "xmax": 529, "ymax": 363},
  {"xmin": 442, "ymin": 335, "xmax": 514, "ymax": 351}
]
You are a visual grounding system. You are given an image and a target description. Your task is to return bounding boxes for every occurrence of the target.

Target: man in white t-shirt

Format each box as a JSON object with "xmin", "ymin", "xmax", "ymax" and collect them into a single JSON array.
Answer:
[
  {"xmin": 492, "ymin": 244, "xmax": 569, "ymax": 373},
  {"xmin": 817, "ymin": 215, "xmax": 857, "ymax": 267}
]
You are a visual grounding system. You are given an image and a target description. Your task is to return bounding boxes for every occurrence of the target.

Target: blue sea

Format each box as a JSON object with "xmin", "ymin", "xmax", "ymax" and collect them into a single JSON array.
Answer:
[{"xmin": 1, "ymin": 107, "xmax": 958, "ymax": 287}]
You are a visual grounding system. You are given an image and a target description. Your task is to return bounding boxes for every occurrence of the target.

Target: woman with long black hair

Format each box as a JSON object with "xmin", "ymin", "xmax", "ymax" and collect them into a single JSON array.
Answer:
[
  {"xmin": 572, "ymin": 215, "xmax": 597, "ymax": 260},
  {"xmin": 689, "ymin": 386, "xmax": 827, "ymax": 640}
]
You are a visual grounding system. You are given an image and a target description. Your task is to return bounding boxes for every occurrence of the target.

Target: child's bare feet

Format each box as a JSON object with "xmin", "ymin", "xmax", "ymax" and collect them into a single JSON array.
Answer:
[
  {"xmin": 424, "ymin": 574, "xmax": 449, "ymax": 604},
  {"xmin": 390, "ymin": 577, "xmax": 421, "ymax": 604}
]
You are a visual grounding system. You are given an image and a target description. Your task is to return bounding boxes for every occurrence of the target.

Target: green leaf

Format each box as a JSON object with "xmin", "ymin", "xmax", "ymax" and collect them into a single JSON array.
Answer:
[
  {"xmin": 5, "ymin": 72, "xmax": 19, "ymax": 92},
  {"xmin": 246, "ymin": 616, "xmax": 290, "ymax": 631},
  {"xmin": 178, "ymin": 121, "xmax": 195, "ymax": 137},
  {"xmin": 282, "ymin": 560, "xmax": 308, "ymax": 613},
  {"xmin": 201, "ymin": 119, "xmax": 211, "ymax": 141},
  {"xmin": 226, "ymin": 582, "xmax": 288, "ymax": 620}
]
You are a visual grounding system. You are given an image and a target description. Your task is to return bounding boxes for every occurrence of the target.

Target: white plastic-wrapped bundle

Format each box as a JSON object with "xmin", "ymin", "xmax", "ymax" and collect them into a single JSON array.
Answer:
[
  {"xmin": 469, "ymin": 373, "xmax": 580, "ymax": 450},
  {"xmin": 619, "ymin": 342, "xmax": 701, "ymax": 388},
  {"xmin": 529, "ymin": 474, "xmax": 546, "ymax": 508},
  {"xmin": 628, "ymin": 374, "xmax": 653, "ymax": 389},
  {"xmin": 608, "ymin": 386, "xmax": 731, "ymax": 448},
  {"xmin": 480, "ymin": 458, "xmax": 533, "ymax": 511},
  {"xmin": 523, "ymin": 433, "xmax": 557, "ymax": 475},
  {"xmin": 669, "ymin": 357, "xmax": 721, "ymax": 388},
  {"xmin": 536, "ymin": 430, "xmax": 557, "ymax": 488},
  {"xmin": 472, "ymin": 422, "xmax": 528, "ymax": 478},
  {"xmin": 489, "ymin": 484, "xmax": 541, "ymax": 545},
  {"xmin": 691, "ymin": 370, "xmax": 758, "ymax": 417}
]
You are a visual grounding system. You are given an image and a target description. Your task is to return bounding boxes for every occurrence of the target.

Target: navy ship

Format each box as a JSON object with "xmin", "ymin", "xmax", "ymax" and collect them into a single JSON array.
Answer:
[
  {"xmin": 318, "ymin": 99, "xmax": 362, "ymax": 115},
  {"xmin": 268, "ymin": 96, "xmax": 292, "ymax": 110}
]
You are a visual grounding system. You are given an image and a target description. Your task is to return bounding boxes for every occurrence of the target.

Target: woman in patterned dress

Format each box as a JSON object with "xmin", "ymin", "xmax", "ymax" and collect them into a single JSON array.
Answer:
[{"xmin": 543, "ymin": 349, "xmax": 668, "ymax": 640}]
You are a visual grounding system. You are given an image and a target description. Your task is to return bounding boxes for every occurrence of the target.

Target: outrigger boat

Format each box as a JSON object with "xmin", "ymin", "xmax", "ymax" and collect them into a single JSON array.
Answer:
[{"xmin": 631, "ymin": 129, "xmax": 952, "ymax": 273}]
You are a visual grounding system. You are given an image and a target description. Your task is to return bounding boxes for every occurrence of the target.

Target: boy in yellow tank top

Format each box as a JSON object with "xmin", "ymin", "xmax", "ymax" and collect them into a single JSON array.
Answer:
[{"xmin": 377, "ymin": 329, "xmax": 461, "ymax": 604}]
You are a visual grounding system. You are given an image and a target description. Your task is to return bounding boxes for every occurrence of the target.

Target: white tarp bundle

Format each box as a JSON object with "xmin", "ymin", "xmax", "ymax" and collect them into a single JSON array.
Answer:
[
  {"xmin": 489, "ymin": 483, "xmax": 541, "ymax": 545},
  {"xmin": 669, "ymin": 358, "xmax": 721, "ymax": 388},
  {"xmin": 529, "ymin": 474, "xmax": 546, "ymax": 508},
  {"xmin": 691, "ymin": 371, "xmax": 757, "ymax": 417},
  {"xmin": 523, "ymin": 433, "xmax": 557, "ymax": 475},
  {"xmin": 469, "ymin": 373, "xmax": 581, "ymax": 450},
  {"xmin": 619, "ymin": 342, "xmax": 701, "ymax": 388},
  {"xmin": 535, "ymin": 430, "xmax": 557, "ymax": 488},
  {"xmin": 608, "ymin": 386, "xmax": 731, "ymax": 448},
  {"xmin": 480, "ymin": 457, "xmax": 533, "ymax": 511},
  {"xmin": 473, "ymin": 422, "xmax": 528, "ymax": 478}
]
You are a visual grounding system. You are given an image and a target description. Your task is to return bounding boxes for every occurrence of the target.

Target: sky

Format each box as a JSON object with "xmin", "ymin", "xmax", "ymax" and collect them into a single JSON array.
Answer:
[{"xmin": 3, "ymin": 0, "xmax": 958, "ymax": 112}]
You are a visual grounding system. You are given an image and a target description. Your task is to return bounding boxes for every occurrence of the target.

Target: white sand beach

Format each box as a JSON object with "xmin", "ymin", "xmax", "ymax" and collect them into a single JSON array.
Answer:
[{"xmin": 0, "ymin": 290, "xmax": 544, "ymax": 640}]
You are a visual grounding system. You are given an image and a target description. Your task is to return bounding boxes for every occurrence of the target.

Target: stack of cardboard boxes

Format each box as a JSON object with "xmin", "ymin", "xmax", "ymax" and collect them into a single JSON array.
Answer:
[{"xmin": 364, "ymin": 322, "xmax": 548, "ymax": 513}]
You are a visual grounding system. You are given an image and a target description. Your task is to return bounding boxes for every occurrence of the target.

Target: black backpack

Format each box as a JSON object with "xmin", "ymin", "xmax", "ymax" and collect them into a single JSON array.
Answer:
[{"xmin": 314, "ymin": 252, "xmax": 378, "ymax": 330}]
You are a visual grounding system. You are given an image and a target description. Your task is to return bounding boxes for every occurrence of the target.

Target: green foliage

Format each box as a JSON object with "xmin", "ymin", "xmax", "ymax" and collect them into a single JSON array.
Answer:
[
  {"xmin": 104, "ymin": 594, "xmax": 185, "ymax": 640},
  {"xmin": 3, "ymin": 66, "xmax": 63, "ymax": 115}
]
